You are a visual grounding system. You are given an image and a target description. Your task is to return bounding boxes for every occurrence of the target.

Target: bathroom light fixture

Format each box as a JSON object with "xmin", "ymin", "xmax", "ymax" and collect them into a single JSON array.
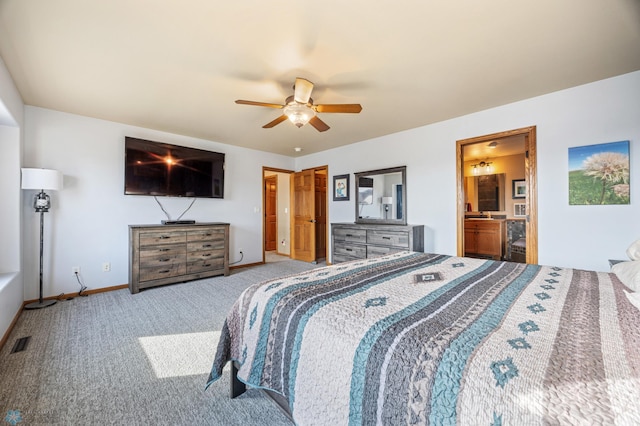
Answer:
[
  {"xmin": 471, "ymin": 161, "xmax": 493, "ymax": 175},
  {"xmin": 487, "ymin": 141, "xmax": 498, "ymax": 148}
]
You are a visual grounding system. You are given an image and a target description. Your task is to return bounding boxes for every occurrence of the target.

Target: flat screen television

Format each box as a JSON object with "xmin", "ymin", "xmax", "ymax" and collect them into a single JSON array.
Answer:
[{"xmin": 124, "ymin": 137, "xmax": 225, "ymax": 198}]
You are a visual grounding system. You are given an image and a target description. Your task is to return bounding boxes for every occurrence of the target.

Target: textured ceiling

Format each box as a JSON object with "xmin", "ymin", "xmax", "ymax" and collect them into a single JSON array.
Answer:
[{"xmin": 1, "ymin": 0, "xmax": 639, "ymax": 156}]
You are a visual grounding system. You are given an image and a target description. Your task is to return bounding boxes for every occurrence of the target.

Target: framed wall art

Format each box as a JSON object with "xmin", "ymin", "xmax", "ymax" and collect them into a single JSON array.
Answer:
[
  {"xmin": 512, "ymin": 179, "xmax": 526, "ymax": 199},
  {"xmin": 568, "ymin": 140, "xmax": 630, "ymax": 205},
  {"xmin": 333, "ymin": 174, "xmax": 350, "ymax": 201}
]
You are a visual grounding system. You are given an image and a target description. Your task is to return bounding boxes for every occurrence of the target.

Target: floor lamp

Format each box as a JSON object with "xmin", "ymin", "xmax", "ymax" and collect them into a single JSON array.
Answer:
[{"xmin": 21, "ymin": 168, "xmax": 63, "ymax": 310}]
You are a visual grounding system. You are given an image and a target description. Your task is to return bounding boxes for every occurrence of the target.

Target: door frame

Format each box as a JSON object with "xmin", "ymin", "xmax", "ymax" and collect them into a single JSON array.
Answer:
[
  {"xmin": 262, "ymin": 166, "xmax": 294, "ymax": 264},
  {"xmin": 456, "ymin": 126, "xmax": 538, "ymax": 264}
]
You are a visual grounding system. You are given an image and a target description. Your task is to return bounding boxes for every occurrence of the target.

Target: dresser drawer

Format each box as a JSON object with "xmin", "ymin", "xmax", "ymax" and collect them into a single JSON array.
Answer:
[
  {"xmin": 140, "ymin": 245, "xmax": 184, "ymax": 259},
  {"xmin": 333, "ymin": 228, "xmax": 366, "ymax": 244},
  {"xmin": 139, "ymin": 231, "xmax": 186, "ymax": 246},
  {"xmin": 187, "ymin": 247, "xmax": 225, "ymax": 262},
  {"xmin": 187, "ymin": 257, "xmax": 226, "ymax": 274},
  {"xmin": 187, "ymin": 239, "xmax": 226, "ymax": 252},
  {"xmin": 333, "ymin": 243, "xmax": 366, "ymax": 259},
  {"xmin": 139, "ymin": 262, "xmax": 186, "ymax": 282},
  {"xmin": 367, "ymin": 230, "xmax": 409, "ymax": 248},
  {"xmin": 139, "ymin": 250, "xmax": 186, "ymax": 269},
  {"xmin": 367, "ymin": 245, "xmax": 405, "ymax": 258},
  {"xmin": 187, "ymin": 228, "xmax": 226, "ymax": 243}
]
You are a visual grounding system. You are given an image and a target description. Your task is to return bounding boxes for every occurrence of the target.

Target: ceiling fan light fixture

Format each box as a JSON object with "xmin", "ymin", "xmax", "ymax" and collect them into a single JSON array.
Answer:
[{"xmin": 284, "ymin": 102, "xmax": 315, "ymax": 128}]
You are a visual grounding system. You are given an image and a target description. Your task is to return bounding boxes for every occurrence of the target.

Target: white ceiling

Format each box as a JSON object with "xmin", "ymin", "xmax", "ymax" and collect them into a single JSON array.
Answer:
[{"xmin": 1, "ymin": 0, "xmax": 639, "ymax": 157}]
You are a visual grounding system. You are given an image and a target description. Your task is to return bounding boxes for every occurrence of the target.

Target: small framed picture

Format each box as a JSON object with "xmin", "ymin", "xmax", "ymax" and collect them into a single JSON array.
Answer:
[
  {"xmin": 512, "ymin": 179, "xmax": 526, "ymax": 199},
  {"xmin": 514, "ymin": 203, "xmax": 526, "ymax": 217},
  {"xmin": 333, "ymin": 174, "xmax": 350, "ymax": 201}
]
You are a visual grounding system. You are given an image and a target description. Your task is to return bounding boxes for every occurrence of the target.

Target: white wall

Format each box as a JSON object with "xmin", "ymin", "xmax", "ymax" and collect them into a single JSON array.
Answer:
[
  {"xmin": 0, "ymin": 55, "xmax": 24, "ymax": 342},
  {"xmin": 297, "ymin": 71, "xmax": 640, "ymax": 272},
  {"xmin": 22, "ymin": 107, "xmax": 295, "ymax": 299}
]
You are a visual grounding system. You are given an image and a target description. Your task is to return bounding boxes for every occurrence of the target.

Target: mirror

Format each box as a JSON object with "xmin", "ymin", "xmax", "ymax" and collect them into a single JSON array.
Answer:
[
  {"xmin": 465, "ymin": 173, "xmax": 506, "ymax": 212},
  {"xmin": 355, "ymin": 166, "xmax": 407, "ymax": 225}
]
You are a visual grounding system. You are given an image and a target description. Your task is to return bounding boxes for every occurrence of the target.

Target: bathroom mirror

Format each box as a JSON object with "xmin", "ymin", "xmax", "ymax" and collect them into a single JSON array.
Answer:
[
  {"xmin": 355, "ymin": 166, "xmax": 407, "ymax": 225},
  {"xmin": 465, "ymin": 173, "xmax": 506, "ymax": 212}
]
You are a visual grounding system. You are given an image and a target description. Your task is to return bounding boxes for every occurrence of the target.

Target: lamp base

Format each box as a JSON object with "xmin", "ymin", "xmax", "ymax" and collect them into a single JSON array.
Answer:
[{"xmin": 24, "ymin": 299, "xmax": 57, "ymax": 310}]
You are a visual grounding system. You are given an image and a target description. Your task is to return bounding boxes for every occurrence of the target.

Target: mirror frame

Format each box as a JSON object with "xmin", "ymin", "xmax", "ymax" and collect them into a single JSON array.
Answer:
[{"xmin": 354, "ymin": 166, "xmax": 407, "ymax": 225}]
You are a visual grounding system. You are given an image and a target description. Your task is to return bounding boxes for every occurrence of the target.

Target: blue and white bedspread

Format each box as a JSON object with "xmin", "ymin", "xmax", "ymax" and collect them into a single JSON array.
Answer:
[{"xmin": 206, "ymin": 252, "xmax": 640, "ymax": 425}]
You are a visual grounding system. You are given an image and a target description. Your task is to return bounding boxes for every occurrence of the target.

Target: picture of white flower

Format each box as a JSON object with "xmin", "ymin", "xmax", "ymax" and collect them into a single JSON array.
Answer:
[{"xmin": 568, "ymin": 140, "xmax": 630, "ymax": 205}]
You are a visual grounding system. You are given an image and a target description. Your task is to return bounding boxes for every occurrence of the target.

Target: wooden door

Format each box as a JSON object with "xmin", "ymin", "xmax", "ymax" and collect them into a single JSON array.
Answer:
[
  {"xmin": 264, "ymin": 175, "xmax": 277, "ymax": 251},
  {"xmin": 291, "ymin": 169, "xmax": 316, "ymax": 262},
  {"xmin": 314, "ymin": 172, "xmax": 327, "ymax": 260}
]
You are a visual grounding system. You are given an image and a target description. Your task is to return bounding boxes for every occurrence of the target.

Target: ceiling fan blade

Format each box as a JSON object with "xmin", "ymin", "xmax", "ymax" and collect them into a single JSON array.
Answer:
[
  {"xmin": 263, "ymin": 115, "xmax": 288, "ymax": 128},
  {"xmin": 314, "ymin": 104, "xmax": 362, "ymax": 113},
  {"xmin": 308, "ymin": 116, "xmax": 330, "ymax": 132},
  {"xmin": 294, "ymin": 78, "xmax": 314, "ymax": 104},
  {"xmin": 236, "ymin": 100, "xmax": 284, "ymax": 109}
]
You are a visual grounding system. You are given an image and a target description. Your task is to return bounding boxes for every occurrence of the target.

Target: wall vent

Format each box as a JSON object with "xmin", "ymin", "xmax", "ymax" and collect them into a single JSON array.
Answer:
[{"xmin": 10, "ymin": 336, "xmax": 31, "ymax": 354}]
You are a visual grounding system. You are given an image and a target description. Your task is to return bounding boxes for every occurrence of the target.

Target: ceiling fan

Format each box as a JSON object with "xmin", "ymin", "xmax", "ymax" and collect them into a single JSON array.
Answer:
[{"xmin": 235, "ymin": 77, "xmax": 362, "ymax": 132}]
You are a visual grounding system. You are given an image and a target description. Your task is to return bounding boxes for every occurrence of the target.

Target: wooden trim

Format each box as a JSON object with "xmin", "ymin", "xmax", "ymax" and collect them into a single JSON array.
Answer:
[
  {"xmin": 230, "ymin": 261, "xmax": 263, "ymax": 270},
  {"xmin": 0, "ymin": 304, "xmax": 24, "ymax": 352},
  {"xmin": 456, "ymin": 126, "xmax": 538, "ymax": 264},
  {"xmin": 525, "ymin": 127, "xmax": 538, "ymax": 264},
  {"xmin": 263, "ymin": 166, "xmax": 294, "ymax": 265}
]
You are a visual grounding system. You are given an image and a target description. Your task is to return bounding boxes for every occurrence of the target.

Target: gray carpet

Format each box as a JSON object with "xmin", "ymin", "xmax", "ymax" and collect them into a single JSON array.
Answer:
[{"xmin": 0, "ymin": 259, "xmax": 320, "ymax": 425}]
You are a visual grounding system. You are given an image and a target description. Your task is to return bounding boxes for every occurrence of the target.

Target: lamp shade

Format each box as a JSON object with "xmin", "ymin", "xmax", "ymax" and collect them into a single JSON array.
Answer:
[
  {"xmin": 21, "ymin": 168, "xmax": 63, "ymax": 191},
  {"xmin": 381, "ymin": 197, "xmax": 393, "ymax": 205}
]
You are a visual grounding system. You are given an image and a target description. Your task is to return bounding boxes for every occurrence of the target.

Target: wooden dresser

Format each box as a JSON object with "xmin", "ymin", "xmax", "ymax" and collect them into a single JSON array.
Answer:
[
  {"xmin": 129, "ymin": 222, "xmax": 229, "ymax": 294},
  {"xmin": 331, "ymin": 223, "xmax": 424, "ymax": 264}
]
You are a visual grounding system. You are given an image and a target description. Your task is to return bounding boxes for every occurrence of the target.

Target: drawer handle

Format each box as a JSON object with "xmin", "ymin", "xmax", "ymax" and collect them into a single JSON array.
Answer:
[
  {"xmin": 202, "ymin": 244, "xmax": 213, "ymax": 248},
  {"xmin": 159, "ymin": 269, "xmax": 171, "ymax": 274},
  {"xmin": 346, "ymin": 234, "xmax": 353, "ymax": 237},
  {"xmin": 160, "ymin": 235, "xmax": 171, "ymax": 239},
  {"xmin": 159, "ymin": 258, "xmax": 171, "ymax": 262},
  {"xmin": 202, "ymin": 253, "xmax": 211, "ymax": 257},
  {"xmin": 159, "ymin": 248, "xmax": 171, "ymax": 252},
  {"xmin": 382, "ymin": 236, "xmax": 391, "ymax": 240},
  {"xmin": 346, "ymin": 248, "xmax": 353, "ymax": 252},
  {"xmin": 203, "ymin": 263, "xmax": 211, "ymax": 267}
]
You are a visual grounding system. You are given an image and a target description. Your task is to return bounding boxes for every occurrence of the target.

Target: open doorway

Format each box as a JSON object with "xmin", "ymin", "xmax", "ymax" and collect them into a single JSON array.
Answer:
[
  {"xmin": 263, "ymin": 167, "xmax": 294, "ymax": 263},
  {"xmin": 456, "ymin": 126, "xmax": 538, "ymax": 264}
]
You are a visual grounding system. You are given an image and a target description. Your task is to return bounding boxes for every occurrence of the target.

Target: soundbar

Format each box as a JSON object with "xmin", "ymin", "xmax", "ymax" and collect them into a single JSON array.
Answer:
[{"xmin": 161, "ymin": 220, "xmax": 196, "ymax": 225}]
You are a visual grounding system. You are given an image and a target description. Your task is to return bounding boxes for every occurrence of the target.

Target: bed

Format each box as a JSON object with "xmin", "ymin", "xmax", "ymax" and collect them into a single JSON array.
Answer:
[{"xmin": 206, "ymin": 251, "xmax": 640, "ymax": 425}]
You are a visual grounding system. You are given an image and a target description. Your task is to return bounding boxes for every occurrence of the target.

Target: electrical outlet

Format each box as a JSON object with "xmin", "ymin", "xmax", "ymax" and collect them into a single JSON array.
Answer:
[
  {"xmin": 72, "ymin": 266, "xmax": 80, "ymax": 275},
  {"xmin": 239, "ymin": 248, "xmax": 243, "ymax": 254},
  {"xmin": 102, "ymin": 262, "xmax": 111, "ymax": 272}
]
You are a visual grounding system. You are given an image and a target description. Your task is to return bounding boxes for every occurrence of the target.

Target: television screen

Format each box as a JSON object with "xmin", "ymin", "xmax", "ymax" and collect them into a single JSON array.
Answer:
[{"xmin": 124, "ymin": 137, "xmax": 225, "ymax": 198}]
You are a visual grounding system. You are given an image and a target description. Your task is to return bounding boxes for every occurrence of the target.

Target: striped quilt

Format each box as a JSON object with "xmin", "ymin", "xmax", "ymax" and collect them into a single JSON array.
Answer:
[{"xmin": 206, "ymin": 252, "xmax": 640, "ymax": 425}]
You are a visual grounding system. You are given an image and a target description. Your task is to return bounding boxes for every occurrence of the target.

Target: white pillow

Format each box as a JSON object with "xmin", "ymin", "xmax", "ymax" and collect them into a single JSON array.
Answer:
[
  {"xmin": 625, "ymin": 291, "xmax": 640, "ymax": 311},
  {"xmin": 627, "ymin": 238, "xmax": 640, "ymax": 261},
  {"xmin": 612, "ymin": 260, "xmax": 640, "ymax": 292}
]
